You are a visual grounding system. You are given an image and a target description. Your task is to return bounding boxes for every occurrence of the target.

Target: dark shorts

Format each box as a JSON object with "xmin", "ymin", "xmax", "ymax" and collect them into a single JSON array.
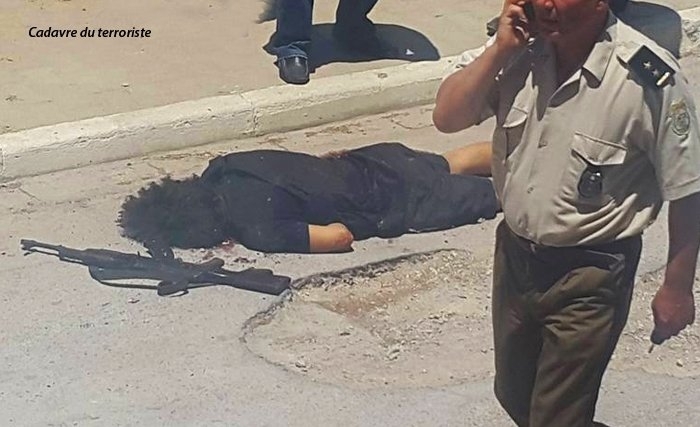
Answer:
[{"xmin": 345, "ymin": 142, "xmax": 499, "ymax": 237}]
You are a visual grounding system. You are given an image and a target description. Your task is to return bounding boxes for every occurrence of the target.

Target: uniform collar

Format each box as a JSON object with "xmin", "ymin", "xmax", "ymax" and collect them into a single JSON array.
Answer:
[{"xmin": 581, "ymin": 12, "xmax": 617, "ymax": 84}]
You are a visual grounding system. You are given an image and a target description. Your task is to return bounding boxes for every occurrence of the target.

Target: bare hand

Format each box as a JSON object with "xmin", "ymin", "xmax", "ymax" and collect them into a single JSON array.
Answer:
[
  {"xmin": 496, "ymin": 0, "xmax": 534, "ymax": 53},
  {"xmin": 650, "ymin": 283, "xmax": 696, "ymax": 344}
]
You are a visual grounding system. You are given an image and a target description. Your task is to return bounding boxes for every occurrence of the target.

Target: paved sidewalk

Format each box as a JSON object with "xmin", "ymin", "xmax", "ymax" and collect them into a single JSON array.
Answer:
[
  {"xmin": 1, "ymin": 0, "xmax": 696, "ymax": 133},
  {"xmin": 1, "ymin": 1, "xmax": 698, "ymax": 182},
  {"xmin": 1, "ymin": 0, "xmax": 500, "ymax": 133}
]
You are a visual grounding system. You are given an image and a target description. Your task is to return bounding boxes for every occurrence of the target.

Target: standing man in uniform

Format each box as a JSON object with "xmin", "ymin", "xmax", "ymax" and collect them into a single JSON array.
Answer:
[
  {"xmin": 271, "ymin": 0, "xmax": 385, "ymax": 85},
  {"xmin": 433, "ymin": 0, "xmax": 699, "ymax": 426}
]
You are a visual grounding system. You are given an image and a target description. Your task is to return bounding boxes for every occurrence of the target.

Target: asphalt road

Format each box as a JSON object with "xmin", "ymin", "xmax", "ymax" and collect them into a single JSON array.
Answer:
[{"xmin": 3, "ymin": 55, "xmax": 700, "ymax": 425}]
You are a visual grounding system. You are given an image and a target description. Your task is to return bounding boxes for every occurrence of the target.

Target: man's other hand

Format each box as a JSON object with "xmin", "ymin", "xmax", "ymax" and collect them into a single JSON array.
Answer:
[{"xmin": 650, "ymin": 283, "xmax": 696, "ymax": 344}]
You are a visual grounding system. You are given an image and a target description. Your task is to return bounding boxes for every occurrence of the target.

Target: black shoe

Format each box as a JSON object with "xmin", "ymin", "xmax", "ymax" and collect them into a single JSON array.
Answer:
[{"xmin": 277, "ymin": 56, "xmax": 309, "ymax": 85}]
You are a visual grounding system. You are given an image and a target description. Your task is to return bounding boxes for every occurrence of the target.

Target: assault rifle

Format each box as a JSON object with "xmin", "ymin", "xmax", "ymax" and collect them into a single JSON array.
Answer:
[{"xmin": 20, "ymin": 239, "xmax": 291, "ymax": 296}]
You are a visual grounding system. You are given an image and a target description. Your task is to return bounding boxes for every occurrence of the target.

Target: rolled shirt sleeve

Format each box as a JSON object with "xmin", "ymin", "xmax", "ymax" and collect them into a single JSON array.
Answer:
[
  {"xmin": 443, "ymin": 36, "xmax": 509, "ymax": 125},
  {"xmin": 651, "ymin": 72, "xmax": 700, "ymax": 201},
  {"xmin": 236, "ymin": 220, "xmax": 311, "ymax": 254},
  {"xmin": 444, "ymin": 36, "xmax": 496, "ymax": 77}
]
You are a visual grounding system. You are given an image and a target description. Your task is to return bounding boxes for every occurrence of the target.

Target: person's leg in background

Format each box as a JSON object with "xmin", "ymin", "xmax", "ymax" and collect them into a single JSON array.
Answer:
[
  {"xmin": 334, "ymin": 0, "xmax": 390, "ymax": 55},
  {"xmin": 272, "ymin": 0, "xmax": 313, "ymax": 84},
  {"xmin": 334, "ymin": 0, "xmax": 378, "ymax": 37}
]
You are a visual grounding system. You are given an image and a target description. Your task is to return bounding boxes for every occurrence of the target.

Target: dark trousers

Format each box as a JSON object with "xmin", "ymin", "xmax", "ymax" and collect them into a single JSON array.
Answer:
[
  {"xmin": 272, "ymin": 0, "xmax": 380, "ymax": 59},
  {"xmin": 492, "ymin": 221, "xmax": 642, "ymax": 427}
]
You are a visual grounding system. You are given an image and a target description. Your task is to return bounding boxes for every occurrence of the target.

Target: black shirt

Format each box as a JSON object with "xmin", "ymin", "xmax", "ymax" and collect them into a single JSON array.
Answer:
[{"xmin": 201, "ymin": 142, "xmax": 499, "ymax": 253}]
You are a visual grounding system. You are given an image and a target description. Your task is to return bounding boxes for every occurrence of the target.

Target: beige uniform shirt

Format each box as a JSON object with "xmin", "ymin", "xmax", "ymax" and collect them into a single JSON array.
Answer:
[{"xmin": 449, "ymin": 14, "xmax": 700, "ymax": 246}]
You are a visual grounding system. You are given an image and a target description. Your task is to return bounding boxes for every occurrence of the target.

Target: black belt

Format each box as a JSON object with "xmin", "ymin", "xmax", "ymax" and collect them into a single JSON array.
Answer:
[
  {"xmin": 499, "ymin": 221, "xmax": 644, "ymax": 290},
  {"xmin": 504, "ymin": 223, "xmax": 641, "ymax": 257}
]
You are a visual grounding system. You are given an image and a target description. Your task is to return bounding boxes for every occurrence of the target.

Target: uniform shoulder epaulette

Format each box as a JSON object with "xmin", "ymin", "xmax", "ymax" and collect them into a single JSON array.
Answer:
[{"xmin": 625, "ymin": 45, "xmax": 676, "ymax": 89}]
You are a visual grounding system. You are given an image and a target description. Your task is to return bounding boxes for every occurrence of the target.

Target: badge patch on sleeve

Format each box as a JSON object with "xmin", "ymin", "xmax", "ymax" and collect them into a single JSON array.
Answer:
[{"xmin": 669, "ymin": 99, "xmax": 691, "ymax": 137}]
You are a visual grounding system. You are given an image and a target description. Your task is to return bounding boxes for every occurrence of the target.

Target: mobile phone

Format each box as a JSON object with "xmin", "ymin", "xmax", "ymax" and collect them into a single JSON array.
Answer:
[{"xmin": 523, "ymin": 2, "xmax": 535, "ymax": 21}]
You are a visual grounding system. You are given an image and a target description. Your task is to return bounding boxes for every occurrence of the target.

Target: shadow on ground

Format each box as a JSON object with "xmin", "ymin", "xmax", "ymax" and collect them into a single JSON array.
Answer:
[{"xmin": 264, "ymin": 22, "xmax": 440, "ymax": 73}]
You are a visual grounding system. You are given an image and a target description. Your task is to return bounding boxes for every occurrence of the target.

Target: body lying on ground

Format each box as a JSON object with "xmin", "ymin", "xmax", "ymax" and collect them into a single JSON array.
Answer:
[{"xmin": 118, "ymin": 141, "xmax": 497, "ymax": 253}]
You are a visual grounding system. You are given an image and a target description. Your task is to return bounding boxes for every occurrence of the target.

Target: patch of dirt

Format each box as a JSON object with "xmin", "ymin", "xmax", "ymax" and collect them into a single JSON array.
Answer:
[
  {"xmin": 242, "ymin": 252, "xmax": 700, "ymax": 391},
  {"xmin": 304, "ymin": 123, "xmax": 364, "ymax": 138},
  {"xmin": 243, "ymin": 250, "xmax": 496, "ymax": 389}
]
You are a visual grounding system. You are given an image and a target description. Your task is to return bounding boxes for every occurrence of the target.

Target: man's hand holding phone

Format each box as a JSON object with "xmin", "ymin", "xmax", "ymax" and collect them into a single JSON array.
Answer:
[{"xmin": 495, "ymin": 0, "xmax": 536, "ymax": 54}]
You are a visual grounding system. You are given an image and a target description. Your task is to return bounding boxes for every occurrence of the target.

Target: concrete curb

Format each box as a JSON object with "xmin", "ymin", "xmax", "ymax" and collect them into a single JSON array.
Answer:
[
  {"xmin": 1, "ymin": 7, "xmax": 699, "ymax": 182},
  {"xmin": 0, "ymin": 56, "xmax": 454, "ymax": 181}
]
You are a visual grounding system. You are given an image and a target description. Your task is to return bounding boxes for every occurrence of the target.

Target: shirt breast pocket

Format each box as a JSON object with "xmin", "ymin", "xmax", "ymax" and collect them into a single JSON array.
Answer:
[{"xmin": 562, "ymin": 133, "xmax": 628, "ymax": 209}]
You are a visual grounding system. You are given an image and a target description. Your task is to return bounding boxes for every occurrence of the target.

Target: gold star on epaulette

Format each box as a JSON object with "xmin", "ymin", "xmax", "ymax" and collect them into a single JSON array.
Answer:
[{"xmin": 628, "ymin": 46, "xmax": 675, "ymax": 88}]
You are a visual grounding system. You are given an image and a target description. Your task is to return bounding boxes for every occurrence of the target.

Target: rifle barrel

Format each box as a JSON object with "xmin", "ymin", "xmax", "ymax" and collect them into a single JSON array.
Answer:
[
  {"xmin": 19, "ymin": 239, "xmax": 291, "ymax": 295},
  {"xmin": 20, "ymin": 239, "xmax": 62, "ymax": 253}
]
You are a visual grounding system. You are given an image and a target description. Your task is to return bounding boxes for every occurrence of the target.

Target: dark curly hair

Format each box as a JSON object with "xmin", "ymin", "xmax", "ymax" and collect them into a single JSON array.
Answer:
[{"xmin": 118, "ymin": 176, "xmax": 228, "ymax": 249}]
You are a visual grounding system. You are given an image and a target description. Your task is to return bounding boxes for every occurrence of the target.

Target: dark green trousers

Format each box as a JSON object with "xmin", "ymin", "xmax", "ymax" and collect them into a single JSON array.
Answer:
[{"xmin": 492, "ymin": 221, "xmax": 642, "ymax": 427}]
